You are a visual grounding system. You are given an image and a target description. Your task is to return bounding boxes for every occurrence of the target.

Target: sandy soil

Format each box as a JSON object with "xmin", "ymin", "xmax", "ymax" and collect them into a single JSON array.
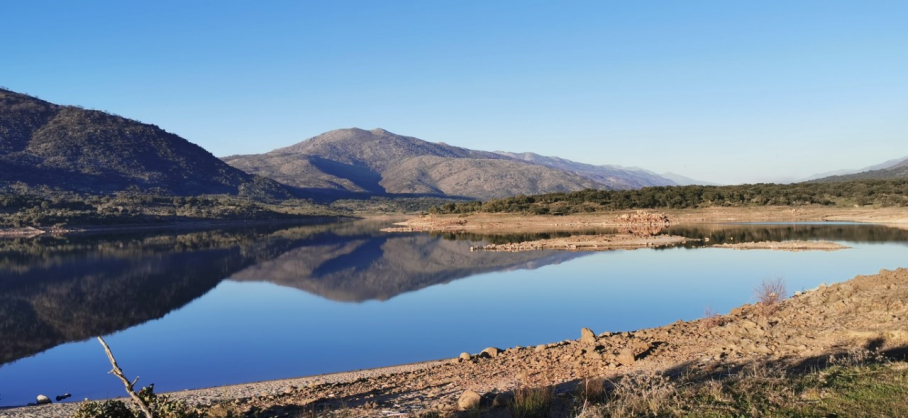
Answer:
[
  {"xmin": 7, "ymin": 267, "xmax": 908, "ymax": 418},
  {"xmin": 471, "ymin": 234, "xmax": 691, "ymax": 252},
  {"xmin": 712, "ymin": 240, "xmax": 850, "ymax": 252},
  {"xmin": 394, "ymin": 207, "xmax": 908, "ymax": 234}
]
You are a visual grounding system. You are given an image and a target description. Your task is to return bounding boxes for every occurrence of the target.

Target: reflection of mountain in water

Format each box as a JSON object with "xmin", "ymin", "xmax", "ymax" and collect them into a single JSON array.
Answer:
[
  {"xmin": 0, "ymin": 221, "xmax": 588, "ymax": 366},
  {"xmin": 4, "ymin": 222, "xmax": 902, "ymax": 367},
  {"xmin": 0, "ymin": 227, "xmax": 303, "ymax": 366},
  {"xmin": 229, "ymin": 234, "xmax": 587, "ymax": 302}
]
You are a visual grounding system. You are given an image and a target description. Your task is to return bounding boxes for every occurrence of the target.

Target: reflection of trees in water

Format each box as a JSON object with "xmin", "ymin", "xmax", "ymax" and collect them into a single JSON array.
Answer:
[
  {"xmin": 666, "ymin": 224, "xmax": 908, "ymax": 246},
  {"xmin": 430, "ymin": 224, "xmax": 908, "ymax": 248}
]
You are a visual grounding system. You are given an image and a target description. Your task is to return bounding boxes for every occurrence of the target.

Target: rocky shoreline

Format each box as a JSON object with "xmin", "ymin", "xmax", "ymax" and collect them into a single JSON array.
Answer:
[
  {"xmin": 470, "ymin": 234, "xmax": 690, "ymax": 252},
  {"xmin": 7, "ymin": 267, "xmax": 907, "ymax": 418},
  {"xmin": 713, "ymin": 240, "xmax": 851, "ymax": 252}
]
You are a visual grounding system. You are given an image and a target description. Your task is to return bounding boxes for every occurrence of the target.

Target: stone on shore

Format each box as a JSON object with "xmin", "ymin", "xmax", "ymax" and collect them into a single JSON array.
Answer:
[
  {"xmin": 459, "ymin": 352, "xmax": 472, "ymax": 361},
  {"xmin": 481, "ymin": 347, "xmax": 501, "ymax": 358},
  {"xmin": 617, "ymin": 348, "xmax": 636, "ymax": 365},
  {"xmin": 458, "ymin": 390, "xmax": 482, "ymax": 410},
  {"xmin": 36, "ymin": 395, "xmax": 51, "ymax": 405},
  {"xmin": 581, "ymin": 327, "xmax": 597, "ymax": 344}
]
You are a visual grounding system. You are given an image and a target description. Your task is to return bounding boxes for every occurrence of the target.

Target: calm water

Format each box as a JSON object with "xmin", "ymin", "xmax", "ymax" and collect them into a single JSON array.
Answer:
[{"xmin": 1, "ymin": 221, "xmax": 907, "ymax": 406}]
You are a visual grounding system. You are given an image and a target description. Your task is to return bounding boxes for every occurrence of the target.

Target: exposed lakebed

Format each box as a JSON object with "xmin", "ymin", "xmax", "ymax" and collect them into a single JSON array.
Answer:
[{"xmin": 1, "ymin": 221, "xmax": 907, "ymax": 407}]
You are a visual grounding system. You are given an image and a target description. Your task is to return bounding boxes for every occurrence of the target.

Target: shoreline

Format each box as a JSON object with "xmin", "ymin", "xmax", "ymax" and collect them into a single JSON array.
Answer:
[
  {"xmin": 390, "ymin": 206, "xmax": 908, "ymax": 234},
  {"xmin": 7, "ymin": 266, "xmax": 908, "ymax": 417}
]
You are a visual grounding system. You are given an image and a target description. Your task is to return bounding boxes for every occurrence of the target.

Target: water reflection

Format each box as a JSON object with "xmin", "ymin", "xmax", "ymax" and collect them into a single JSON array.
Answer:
[
  {"xmin": 1, "ymin": 221, "xmax": 907, "ymax": 406},
  {"xmin": 0, "ymin": 221, "xmax": 586, "ymax": 366},
  {"xmin": 2, "ymin": 222, "xmax": 907, "ymax": 369}
]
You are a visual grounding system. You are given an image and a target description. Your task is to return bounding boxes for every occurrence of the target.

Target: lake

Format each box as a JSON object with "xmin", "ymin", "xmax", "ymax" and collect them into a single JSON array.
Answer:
[{"xmin": 1, "ymin": 220, "xmax": 907, "ymax": 407}]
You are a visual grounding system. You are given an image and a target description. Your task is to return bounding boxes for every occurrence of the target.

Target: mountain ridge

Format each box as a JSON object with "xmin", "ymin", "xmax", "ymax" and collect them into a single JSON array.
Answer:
[
  {"xmin": 0, "ymin": 88, "xmax": 293, "ymax": 200},
  {"xmin": 224, "ymin": 128, "xmax": 680, "ymax": 200}
]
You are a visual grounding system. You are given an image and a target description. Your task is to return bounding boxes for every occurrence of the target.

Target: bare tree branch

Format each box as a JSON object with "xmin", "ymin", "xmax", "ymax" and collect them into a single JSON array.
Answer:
[{"xmin": 97, "ymin": 336, "xmax": 154, "ymax": 418}]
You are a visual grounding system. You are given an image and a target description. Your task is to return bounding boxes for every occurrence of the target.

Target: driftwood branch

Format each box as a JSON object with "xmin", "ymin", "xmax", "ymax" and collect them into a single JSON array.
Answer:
[{"xmin": 97, "ymin": 336, "xmax": 154, "ymax": 418}]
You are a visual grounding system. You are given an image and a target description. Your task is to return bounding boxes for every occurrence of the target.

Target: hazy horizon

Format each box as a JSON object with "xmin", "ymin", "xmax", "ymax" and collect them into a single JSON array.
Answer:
[{"xmin": 2, "ymin": 1, "xmax": 906, "ymax": 185}]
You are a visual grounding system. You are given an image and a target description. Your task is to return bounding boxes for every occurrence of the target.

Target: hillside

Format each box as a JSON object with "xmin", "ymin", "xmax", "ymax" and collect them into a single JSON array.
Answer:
[
  {"xmin": 224, "ymin": 128, "xmax": 676, "ymax": 200},
  {"xmin": 813, "ymin": 160, "xmax": 908, "ymax": 182},
  {"xmin": 493, "ymin": 151, "xmax": 676, "ymax": 189},
  {"xmin": 803, "ymin": 155, "xmax": 908, "ymax": 181},
  {"xmin": 0, "ymin": 89, "xmax": 292, "ymax": 200}
]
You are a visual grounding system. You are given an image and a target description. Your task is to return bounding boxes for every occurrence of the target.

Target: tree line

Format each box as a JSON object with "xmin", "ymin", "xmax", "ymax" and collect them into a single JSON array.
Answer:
[{"xmin": 428, "ymin": 180, "xmax": 908, "ymax": 215}]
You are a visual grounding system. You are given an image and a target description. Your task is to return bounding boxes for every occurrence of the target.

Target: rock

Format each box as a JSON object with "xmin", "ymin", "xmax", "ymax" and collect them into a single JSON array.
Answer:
[
  {"xmin": 535, "ymin": 344, "xmax": 547, "ymax": 352},
  {"xmin": 55, "ymin": 393, "xmax": 72, "ymax": 402},
  {"xmin": 581, "ymin": 327, "xmax": 597, "ymax": 344},
  {"xmin": 459, "ymin": 352, "xmax": 472, "ymax": 361},
  {"xmin": 458, "ymin": 390, "xmax": 482, "ymax": 410},
  {"xmin": 36, "ymin": 395, "xmax": 51, "ymax": 405},
  {"xmin": 617, "ymin": 348, "xmax": 636, "ymax": 365},
  {"xmin": 492, "ymin": 392, "xmax": 514, "ymax": 408},
  {"xmin": 481, "ymin": 347, "xmax": 501, "ymax": 358}
]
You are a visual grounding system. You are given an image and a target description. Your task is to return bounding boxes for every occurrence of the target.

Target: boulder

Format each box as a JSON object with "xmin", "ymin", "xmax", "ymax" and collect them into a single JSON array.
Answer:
[
  {"xmin": 36, "ymin": 395, "xmax": 51, "ymax": 405},
  {"xmin": 581, "ymin": 327, "xmax": 597, "ymax": 344},
  {"xmin": 617, "ymin": 348, "xmax": 636, "ymax": 366},
  {"xmin": 492, "ymin": 392, "xmax": 514, "ymax": 408},
  {"xmin": 458, "ymin": 390, "xmax": 482, "ymax": 410},
  {"xmin": 481, "ymin": 347, "xmax": 502, "ymax": 358},
  {"xmin": 459, "ymin": 352, "xmax": 472, "ymax": 361}
]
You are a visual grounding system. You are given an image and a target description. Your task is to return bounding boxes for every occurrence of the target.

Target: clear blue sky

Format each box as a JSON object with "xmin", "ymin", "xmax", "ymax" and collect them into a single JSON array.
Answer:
[{"xmin": 2, "ymin": 1, "xmax": 906, "ymax": 184}]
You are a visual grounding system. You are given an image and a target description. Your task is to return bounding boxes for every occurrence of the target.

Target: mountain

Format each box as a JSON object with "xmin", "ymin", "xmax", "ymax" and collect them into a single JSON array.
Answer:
[
  {"xmin": 812, "ymin": 159, "xmax": 908, "ymax": 183},
  {"xmin": 0, "ymin": 88, "xmax": 292, "ymax": 199},
  {"xmin": 493, "ymin": 151, "xmax": 677, "ymax": 189},
  {"xmin": 224, "ymin": 128, "xmax": 685, "ymax": 200},
  {"xmin": 659, "ymin": 172, "xmax": 720, "ymax": 186},
  {"xmin": 802, "ymin": 155, "xmax": 908, "ymax": 182},
  {"xmin": 224, "ymin": 128, "xmax": 609, "ymax": 200}
]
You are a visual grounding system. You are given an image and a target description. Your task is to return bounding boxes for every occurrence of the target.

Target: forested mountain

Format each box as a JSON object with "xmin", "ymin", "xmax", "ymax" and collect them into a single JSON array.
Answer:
[{"xmin": 0, "ymin": 88, "xmax": 292, "ymax": 200}]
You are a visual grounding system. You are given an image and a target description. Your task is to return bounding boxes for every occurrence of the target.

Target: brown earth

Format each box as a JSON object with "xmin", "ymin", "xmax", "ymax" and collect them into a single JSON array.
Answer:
[
  {"xmin": 9, "ymin": 268, "xmax": 908, "ymax": 418},
  {"xmin": 712, "ymin": 240, "xmax": 851, "ymax": 252},
  {"xmin": 396, "ymin": 206, "xmax": 908, "ymax": 234},
  {"xmin": 471, "ymin": 234, "xmax": 690, "ymax": 252}
]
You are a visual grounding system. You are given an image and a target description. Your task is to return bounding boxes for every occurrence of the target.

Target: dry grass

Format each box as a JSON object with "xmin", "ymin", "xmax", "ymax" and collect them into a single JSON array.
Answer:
[
  {"xmin": 754, "ymin": 277, "xmax": 787, "ymax": 315},
  {"xmin": 570, "ymin": 350, "xmax": 908, "ymax": 418},
  {"xmin": 699, "ymin": 306, "xmax": 724, "ymax": 331},
  {"xmin": 510, "ymin": 384, "xmax": 554, "ymax": 418}
]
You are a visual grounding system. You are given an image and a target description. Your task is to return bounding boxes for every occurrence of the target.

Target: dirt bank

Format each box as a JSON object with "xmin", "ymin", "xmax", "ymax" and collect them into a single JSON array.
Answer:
[
  {"xmin": 713, "ymin": 240, "xmax": 850, "ymax": 252},
  {"xmin": 8, "ymin": 267, "xmax": 907, "ymax": 417},
  {"xmin": 471, "ymin": 234, "xmax": 691, "ymax": 252},
  {"xmin": 393, "ymin": 206, "xmax": 908, "ymax": 234}
]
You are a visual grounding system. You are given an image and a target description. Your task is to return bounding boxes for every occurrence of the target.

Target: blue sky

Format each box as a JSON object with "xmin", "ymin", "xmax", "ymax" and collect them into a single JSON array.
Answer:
[{"xmin": 2, "ymin": 1, "xmax": 906, "ymax": 184}]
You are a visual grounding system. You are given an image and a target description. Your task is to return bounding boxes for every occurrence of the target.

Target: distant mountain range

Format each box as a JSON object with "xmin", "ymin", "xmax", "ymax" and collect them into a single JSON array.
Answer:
[
  {"xmin": 810, "ymin": 158, "xmax": 908, "ymax": 183},
  {"xmin": 0, "ymin": 89, "xmax": 292, "ymax": 199},
  {"xmin": 803, "ymin": 156, "xmax": 908, "ymax": 182},
  {"xmin": 224, "ymin": 128, "xmax": 699, "ymax": 200},
  {"xmin": 1, "ymin": 88, "xmax": 715, "ymax": 201},
  {"xmin": 658, "ymin": 172, "xmax": 720, "ymax": 186}
]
